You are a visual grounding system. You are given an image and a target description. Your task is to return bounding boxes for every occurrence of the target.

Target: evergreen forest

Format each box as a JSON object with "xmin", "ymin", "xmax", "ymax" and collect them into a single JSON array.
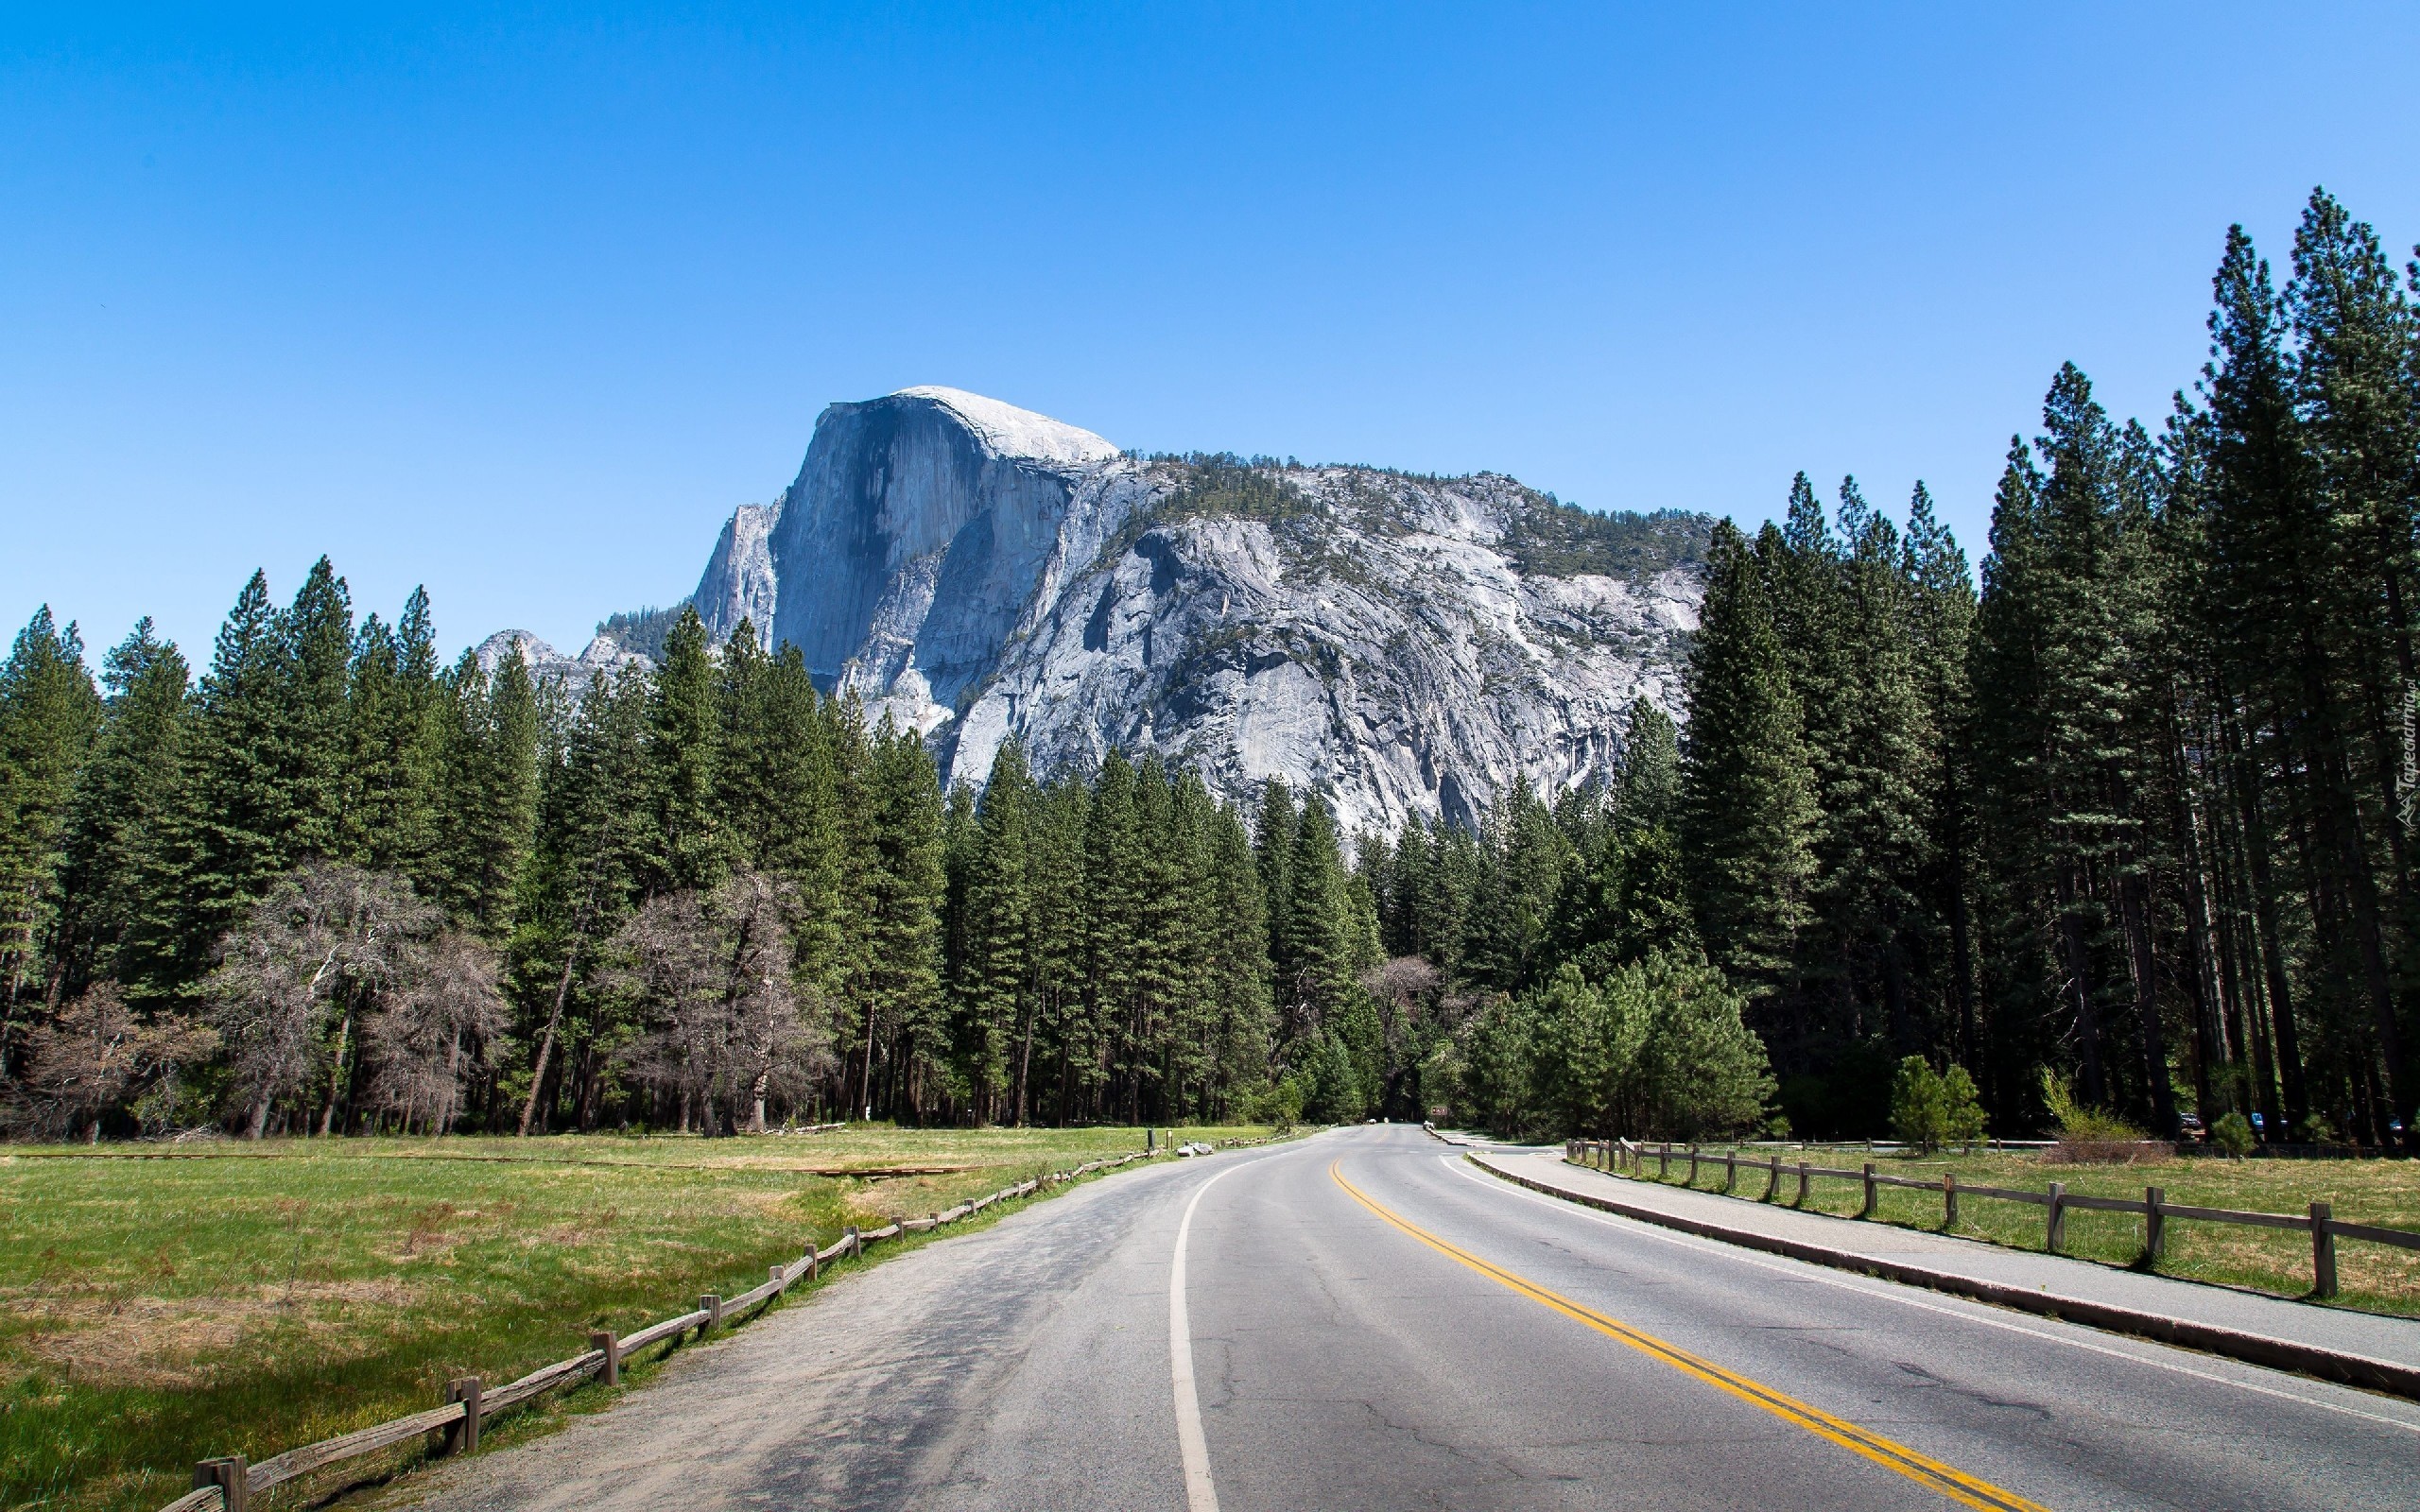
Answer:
[{"xmin": 3, "ymin": 189, "xmax": 2417, "ymax": 1152}]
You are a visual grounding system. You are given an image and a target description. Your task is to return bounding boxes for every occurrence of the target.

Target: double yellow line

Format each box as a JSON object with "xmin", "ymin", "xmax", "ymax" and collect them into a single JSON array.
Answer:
[{"xmin": 1328, "ymin": 1160, "xmax": 2051, "ymax": 1512}]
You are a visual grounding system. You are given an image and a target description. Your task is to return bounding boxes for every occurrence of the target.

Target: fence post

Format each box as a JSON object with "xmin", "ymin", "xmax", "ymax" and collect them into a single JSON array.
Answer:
[
  {"xmin": 2047, "ymin": 1181, "xmax": 2067, "ymax": 1253},
  {"xmin": 1660, "ymin": 1143, "xmax": 1670, "ymax": 1178},
  {"xmin": 441, "ymin": 1376, "xmax": 482, "ymax": 1455},
  {"xmin": 806, "ymin": 1246, "xmax": 820, "ymax": 1280},
  {"xmin": 1797, "ymin": 1161, "xmax": 1810, "ymax": 1205},
  {"xmin": 1765, "ymin": 1155, "xmax": 1780, "ymax": 1201},
  {"xmin": 1723, "ymin": 1152, "xmax": 1737, "ymax": 1194},
  {"xmin": 772, "ymin": 1263, "xmax": 787, "ymax": 1291},
  {"xmin": 590, "ymin": 1330, "xmax": 620, "ymax": 1386},
  {"xmin": 1687, "ymin": 1144, "xmax": 1700, "ymax": 1184},
  {"xmin": 1944, "ymin": 1171, "xmax": 1958, "ymax": 1229},
  {"xmin": 2311, "ymin": 1202, "xmax": 2337, "ymax": 1298},
  {"xmin": 847, "ymin": 1225, "xmax": 863, "ymax": 1258},
  {"xmin": 2145, "ymin": 1187, "xmax": 2164, "ymax": 1263},
  {"xmin": 700, "ymin": 1294, "xmax": 723, "ymax": 1334},
  {"xmin": 193, "ymin": 1456, "xmax": 247, "ymax": 1512},
  {"xmin": 1861, "ymin": 1162, "xmax": 1877, "ymax": 1219}
]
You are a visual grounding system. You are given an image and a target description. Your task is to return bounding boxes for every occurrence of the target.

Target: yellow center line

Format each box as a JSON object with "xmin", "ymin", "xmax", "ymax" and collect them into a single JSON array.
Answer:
[{"xmin": 1328, "ymin": 1160, "xmax": 2052, "ymax": 1512}]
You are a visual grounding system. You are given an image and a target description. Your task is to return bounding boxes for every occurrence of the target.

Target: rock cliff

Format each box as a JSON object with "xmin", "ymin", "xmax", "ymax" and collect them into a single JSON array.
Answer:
[{"xmin": 678, "ymin": 386, "xmax": 1707, "ymax": 835}]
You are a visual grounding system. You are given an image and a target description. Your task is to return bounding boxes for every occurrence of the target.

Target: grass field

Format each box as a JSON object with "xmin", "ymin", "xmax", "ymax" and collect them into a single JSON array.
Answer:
[
  {"xmin": 0, "ymin": 1124, "xmax": 1277, "ymax": 1512},
  {"xmin": 1601, "ymin": 1143, "xmax": 2420, "ymax": 1316}
]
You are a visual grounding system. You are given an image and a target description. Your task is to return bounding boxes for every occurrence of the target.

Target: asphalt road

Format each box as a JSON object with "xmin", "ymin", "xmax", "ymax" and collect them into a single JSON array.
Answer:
[{"xmin": 406, "ymin": 1125, "xmax": 2420, "ymax": 1512}]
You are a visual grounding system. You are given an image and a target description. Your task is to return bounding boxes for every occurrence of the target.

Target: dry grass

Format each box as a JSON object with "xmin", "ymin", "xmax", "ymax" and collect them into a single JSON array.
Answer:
[
  {"xmin": 1620, "ymin": 1143, "xmax": 2420, "ymax": 1316},
  {"xmin": 0, "ymin": 1124, "xmax": 1273, "ymax": 1512}
]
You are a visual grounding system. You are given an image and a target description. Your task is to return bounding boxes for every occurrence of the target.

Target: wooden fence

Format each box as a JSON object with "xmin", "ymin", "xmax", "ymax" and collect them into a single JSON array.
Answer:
[
  {"xmin": 1564, "ymin": 1139, "xmax": 2420, "ymax": 1299},
  {"xmin": 161, "ymin": 1133, "xmax": 1289, "ymax": 1512}
]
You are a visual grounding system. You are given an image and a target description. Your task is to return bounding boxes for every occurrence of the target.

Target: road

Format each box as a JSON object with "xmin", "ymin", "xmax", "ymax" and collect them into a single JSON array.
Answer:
[{"xmin": 406, "ymin": 1125, "xmax": 2420, "ymax": 1511}]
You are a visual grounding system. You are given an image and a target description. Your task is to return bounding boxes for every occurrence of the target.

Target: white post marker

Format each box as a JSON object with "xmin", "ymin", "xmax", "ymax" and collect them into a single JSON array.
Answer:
[{"xmin": 1170, "ymin": 1158, "xmax": 1252, "ymax": 1512}]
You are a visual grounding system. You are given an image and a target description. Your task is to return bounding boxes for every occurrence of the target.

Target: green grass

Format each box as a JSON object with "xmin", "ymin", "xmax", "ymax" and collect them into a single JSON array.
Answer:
[
  {"xmin": 0, "ymin": 1125, "xmax": 1275, "ymax": 1512},
  {"xmin": 1598, "ymin": 1143, "xmax": 2420, "ymax": 1317}
]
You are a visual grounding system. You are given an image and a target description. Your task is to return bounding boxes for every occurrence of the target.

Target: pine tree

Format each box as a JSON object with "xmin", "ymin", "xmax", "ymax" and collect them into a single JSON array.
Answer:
[
  {"xmin": 513, "ymin": 662, "xmax": 656, "ymax": 1133},
  {"xmin": 274, "ymin": 558, "xmax": 354, "ymax": 867},
  {"xmin": 163, "ymin": 571, "xmax": 292, "ymax": 994},
  {"xmin": 718, "ymin": 641, "xmax": 847, "ymax": 989},
  {"xmin": 1806, "ymin": 477, "xmax": 1936, "ymax": 1055},
  {"xmin": 1201, "ymin": 798, "xmax": 1275, "ymax": 1117},
  {"xmin": 955, "ymin": 742, "xmax": 1035, "ymax": 1122},
  {"xmin": 1616, "ymin": 697, "xmax": 1681, "ymax": 832},
  {"xmin": 1080, "ymin": 751, "xmax": 1148, "ymax": 1122},
  {"xmin": 1460, "ymin": 782, "xmax": 1570, "ymax": 994},
  {"xmin": 648, "ymin": 606, "xmax": 723, "ymax": 893},
  {"xmin": 856, "ymin": 716, "xmax": 944, "ymax": 1118},
  {"xmin": 1254, "ymin": 778, "xmax": 1297, "ymax": 982},
  {"xmin": 1276, "ymin": 794, "xmax": 1358, "ymax": 1049},
  {"xmin": 49, "ymin": 621, "xmax": 189, "ymax": 1002},
  {"xmin": 341, "ymin": 600, "xmax": 441, "ymax": 875},
  {"xmin": 426, "ymin": 649, "xmax": 540, "ymax": 936},
  {"xmin": 1902, "ymin": 484, "xmax": 1981, "ymax": 1069},
  {"xmin": 2285, "ymin": 189, "xmax": 2417, "ymax": 1144},
  {"xmin": 1024, "ymin": 770, "xmax": 1091, "ymax": 1124},
  {"xmin": 1971, "ymin": 368, "xmax": 2179, "ymax": 1128},
  {"xmin": 1680, "ymin": 520, "xmax": 1818, "ymax": 998},
  {"xmin": 0, "ymin": 608, "xmax": 102, "ymax": 1014},
  {"xmin": 2198, "ymin": 223, "xmax": 2319, "ymax": 1137}
]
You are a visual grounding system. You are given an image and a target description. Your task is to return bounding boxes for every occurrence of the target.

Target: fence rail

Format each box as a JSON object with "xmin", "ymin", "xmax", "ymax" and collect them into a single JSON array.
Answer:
[
  {"xmin": 162, "ymin": 1132, "xmax": 1291, "ymax": 1512},
  {"xmin": 1563, "ymin": 1138, "xmax": 2420, "ymax": 1299}
]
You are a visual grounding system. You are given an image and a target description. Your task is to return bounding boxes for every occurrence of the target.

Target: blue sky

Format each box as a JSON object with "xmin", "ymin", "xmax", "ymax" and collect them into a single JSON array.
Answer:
[{"xmin": 7, "ymin": 3, "xmax": 2418, "ymax": 662}]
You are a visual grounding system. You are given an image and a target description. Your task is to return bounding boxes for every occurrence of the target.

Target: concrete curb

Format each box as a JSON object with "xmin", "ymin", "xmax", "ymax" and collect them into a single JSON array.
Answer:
[{"xmin": 1470, "ymin": 1152, "xmax": 2420, "ymax": 1403}]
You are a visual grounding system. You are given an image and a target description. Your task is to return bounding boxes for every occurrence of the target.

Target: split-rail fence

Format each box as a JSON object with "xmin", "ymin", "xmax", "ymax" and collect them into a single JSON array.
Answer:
[
  {"xmin": 163, "ymin": 1133, "xmax": 1288, "ymax": 1511},
  {"xmin": 1564, "ymin": 1138, "xmax": 2420, "ymax": 1299}
]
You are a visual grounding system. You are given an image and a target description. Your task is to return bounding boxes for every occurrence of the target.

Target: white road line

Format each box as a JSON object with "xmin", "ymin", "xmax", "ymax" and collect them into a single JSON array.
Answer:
[
  {"xmin": 1440, "ymin": 1154, "xmax": 2420, "ymax": 1437},
  {"xmin": 1171, "ymin": 1157, "xmax": 1254, "ymax": 1512}
]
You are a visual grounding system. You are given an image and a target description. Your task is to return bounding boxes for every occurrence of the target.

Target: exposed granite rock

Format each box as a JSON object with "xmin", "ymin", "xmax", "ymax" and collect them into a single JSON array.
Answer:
[
  {"xmin": 693, "ymin": 503, "xmax": 781, "ymax": 649},
  {"xmin": 681, "ymin": 386, "xmax": 1709, "ymax": 834},
  {"xmin": 474, "ymin": 628, "xmax": 651, "ymax": 690}
]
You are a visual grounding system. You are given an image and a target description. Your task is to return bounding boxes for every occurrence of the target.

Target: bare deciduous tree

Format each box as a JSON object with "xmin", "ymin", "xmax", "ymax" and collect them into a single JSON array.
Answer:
[
  {"xmin": 363, "ymin": 931, "xmax": 509, "ymax": 1134},
  {"xmin": 611, "ymin": 869, "xmax": 831, "ymax": 1133},
  {"xmin": 3, "ymin": 984, "xmax": 216, "ymax": 1142},
  {"xmin": 203, "ymin": 863, "xmax": 435, "ymax": 1138}
]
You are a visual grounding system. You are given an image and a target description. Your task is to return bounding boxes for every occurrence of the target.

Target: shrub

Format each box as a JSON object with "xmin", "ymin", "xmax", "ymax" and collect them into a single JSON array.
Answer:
[
  {"xmin": 1941, "ymin": 1064, "xmax": 1986, "ymax": 1147},
  {"xmin": 1627, "ymin": 952, "xmax": 1773, "ymax": 1141},
  {"xmin": 2039, "ymin": 1068, "xmax": 2146, "ymax": 1143},
  {"xmin": 2211, "ymin": 1110, "xmax": 2255, "ymax": 1157},
  {"xmin": 1890, "ymin": 1057, "xmax": 1989, "ymax": 1152},
  {"xmin": 1891, "ymin": 1057, "xmax": 1950, "ymax": 1151}
]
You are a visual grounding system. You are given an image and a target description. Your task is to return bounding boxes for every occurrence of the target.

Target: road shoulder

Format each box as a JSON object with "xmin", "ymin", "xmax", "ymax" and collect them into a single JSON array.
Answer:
[{"xmin": 1468, "ymin": 1147, "xmax": 2420, "ymax": 1400}]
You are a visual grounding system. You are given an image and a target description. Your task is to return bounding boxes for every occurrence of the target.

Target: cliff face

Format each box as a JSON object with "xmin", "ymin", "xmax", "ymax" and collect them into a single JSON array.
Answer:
[
  {"xmin": 692, "ymin": 503, "xmax": 779, "ymax": 649},
  {"xmin": 684, "ymin": 387, "xmax": 1705, "ymax": 834}
]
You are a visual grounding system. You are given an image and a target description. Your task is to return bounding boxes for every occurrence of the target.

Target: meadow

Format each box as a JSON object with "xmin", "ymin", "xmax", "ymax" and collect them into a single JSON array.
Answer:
[
  {"xmin": 1618, "ymin": 1143, "xmax": 2420, "ymax": 1316},
  {"xmin": 0, "ymin": 1125, "xmax": 1274, "ymax": 1512}
]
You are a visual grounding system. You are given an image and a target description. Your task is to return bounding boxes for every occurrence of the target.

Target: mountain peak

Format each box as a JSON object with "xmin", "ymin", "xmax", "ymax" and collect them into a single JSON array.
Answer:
[{"xmin": 887, "ymin": 386, "xmax": 1120, "ymax": 470}]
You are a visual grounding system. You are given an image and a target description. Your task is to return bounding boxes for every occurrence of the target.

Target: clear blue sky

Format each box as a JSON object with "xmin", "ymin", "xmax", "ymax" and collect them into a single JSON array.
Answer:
[{"xmin": 8, "ymin": 3, "xmax": 2418, "ymax": 662}]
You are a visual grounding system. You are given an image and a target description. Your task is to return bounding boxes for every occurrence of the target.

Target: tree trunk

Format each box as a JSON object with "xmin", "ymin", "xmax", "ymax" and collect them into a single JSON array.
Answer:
[
  {"xmin": 518, "ymin": 935, "xmax": 582, "ymax": 1136},
  {"xmin": 2055, "ymin": 863, "xmax": 2106, "ymax": 1108},
  {"xmin": 318, "ymin": 1005, "xmax": 354, "ymax": 1137},
  {"xmin": 2119, "ymin": 868, "xmax": 2177, "ymax": 1134},
  {"xmin": 1012, "ymin": 989, "xmax": 1037, "ymax": 1128},
  {"xmin": 2229, "ymin": 713, "xmax": 2307, "ymax": 1130}
]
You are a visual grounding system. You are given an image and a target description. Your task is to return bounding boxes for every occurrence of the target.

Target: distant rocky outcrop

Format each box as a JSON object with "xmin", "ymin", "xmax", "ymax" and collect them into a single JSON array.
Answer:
[
  {"xmin": 474, "ymin": 627, "xmax": 651, "ymax": 689},
  {"xmin": 670, "ymin": 386, "xmax": 1709, "ymax": 833}
]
